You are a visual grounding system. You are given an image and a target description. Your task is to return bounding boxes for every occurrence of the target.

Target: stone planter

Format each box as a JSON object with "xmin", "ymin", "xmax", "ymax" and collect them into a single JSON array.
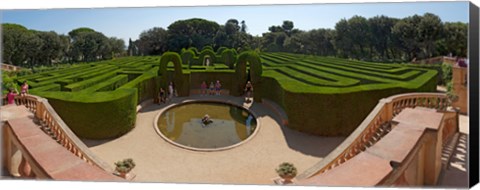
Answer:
[{"xmin": 280, "ymin": 174, "xmax": 296, "ymax": 184}]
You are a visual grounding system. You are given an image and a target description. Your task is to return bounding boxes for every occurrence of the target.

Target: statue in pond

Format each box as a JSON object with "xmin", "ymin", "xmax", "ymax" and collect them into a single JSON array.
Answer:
[{"xmin": 202, "ymin": 114, "xmax": 213, "ymax": 127}]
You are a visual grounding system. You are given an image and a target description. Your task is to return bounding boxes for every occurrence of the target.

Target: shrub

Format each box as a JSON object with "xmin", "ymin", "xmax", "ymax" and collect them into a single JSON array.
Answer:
[
  {"xmin": 276, "ymin": 162, "xmax": 297, "ymax": 177},
  {"xmin": 115, "ymin": 158, "xmax": 136, "ymax": 173}
]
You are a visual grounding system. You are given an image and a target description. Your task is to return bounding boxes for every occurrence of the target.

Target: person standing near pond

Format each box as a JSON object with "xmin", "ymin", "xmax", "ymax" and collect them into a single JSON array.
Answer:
[
  {"xmin": 209, "ymin": 81, "xmax": 215, "ymax": 96},
  {"xmin": 200, "ymin": 81, "xmax": 207, "ymax": 96},
  {"xmin": 158, "ymin": 87, "xmax": 166, "ymax": 104},
  {"xmin": 215, "ymin": 80, "xmax": 222, "ymax": 96},
  {"xmin": 245, "ymin": 81, "xmax": 253, "ymax": 102}
]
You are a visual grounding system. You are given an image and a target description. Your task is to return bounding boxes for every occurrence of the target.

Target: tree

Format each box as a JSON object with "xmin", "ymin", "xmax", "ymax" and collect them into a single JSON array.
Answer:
[
  {"xmin": 136, "ymin": 27, "xmax": 168, "ymax": 55},
  {"xmin": 418, "ymin": 13, "xmax": 443, "ymax": 58},
  {"xmin": 392, "ymin": 15, "xmax": 422, "ymax": 61},
  {"xmin": 368, "ymin": 16, "xmax": 398, "ymax": 60},
  {"xmin": 167, "ymin": 18, "xmax": 220, "ymax": 52},
  {"xmin": 282, "ymin": 20, "xmax": 294, "ymax": 37},
  {"xmin": 36, "ymin": 31, "xmax": 63, "ymax": 66},
  {"xmin": 436, "ymin": 22, "xmax": 468, "ymax": 57},
  {"xmin": 2, "ymin": 23, "xmax": 30, "ymax": 65}
]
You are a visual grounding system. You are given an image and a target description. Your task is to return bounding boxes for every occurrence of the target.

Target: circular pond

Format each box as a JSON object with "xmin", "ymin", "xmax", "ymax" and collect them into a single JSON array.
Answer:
[{"xmin": 155, "ymin": 101, "xmax": 258, "ymax": 151}]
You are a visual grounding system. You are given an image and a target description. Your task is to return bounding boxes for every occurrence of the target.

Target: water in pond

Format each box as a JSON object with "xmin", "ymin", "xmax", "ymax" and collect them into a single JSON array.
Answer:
[{"xmin": 157, "ymin": 102, "xmax": 257, "ymax": 149}]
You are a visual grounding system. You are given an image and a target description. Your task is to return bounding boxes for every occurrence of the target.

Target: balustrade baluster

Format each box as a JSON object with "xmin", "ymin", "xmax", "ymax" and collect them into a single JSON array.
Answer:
[{"xmin": 18, "ymin": 156, "xmax": 34, "ymax": 178}]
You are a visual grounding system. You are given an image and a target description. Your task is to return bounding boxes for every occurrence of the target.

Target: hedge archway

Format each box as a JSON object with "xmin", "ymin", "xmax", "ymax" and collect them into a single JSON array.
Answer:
[
  {"xmin": 199, "ymin": 49, "xmax": 216, "ymax": 65},
  {"xmin": 232, "ymin": 51, "xmax": 263, "ymax": 102},
  {"xmin": 221, "ymin": 49, "xmax": 237, "ymax": 69},
  {"xmin": 181, "ymin": 49, "xmax": 195, "ymax": 67},
  {"xmin": 216, "ymin": 47, "xmax": 227, "ymax": 55},
  {"xmin": 159, "ymin": 52, "xmax": 188, "ymax": 96}
]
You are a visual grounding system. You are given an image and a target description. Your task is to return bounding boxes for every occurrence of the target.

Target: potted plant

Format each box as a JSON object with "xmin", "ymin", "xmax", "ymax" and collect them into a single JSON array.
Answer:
[
  {"xmin": 114, "ymin": 158, "xmax": 136, "ymax": 178},
  {"xmin": 275, "ymin": 162, "xmax": 297, "ymax": 184}
]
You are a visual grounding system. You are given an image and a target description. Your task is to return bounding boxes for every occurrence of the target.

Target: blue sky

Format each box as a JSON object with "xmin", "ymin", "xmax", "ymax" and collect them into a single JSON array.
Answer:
[{"xmin": 1, "ymin": 1, "xmax": 469, "ymax": 43}]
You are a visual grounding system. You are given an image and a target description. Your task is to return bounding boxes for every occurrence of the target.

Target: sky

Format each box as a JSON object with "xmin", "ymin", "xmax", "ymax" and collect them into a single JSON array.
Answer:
[{"xmin": 0, "ymin": 1, "xmax": 470, "ymax": 44}]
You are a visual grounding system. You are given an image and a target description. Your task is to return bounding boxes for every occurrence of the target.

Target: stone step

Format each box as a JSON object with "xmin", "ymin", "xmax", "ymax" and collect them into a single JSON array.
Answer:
[{"xmin": 441, "ymin": 132, "xmax": 460, "ymax": 170}]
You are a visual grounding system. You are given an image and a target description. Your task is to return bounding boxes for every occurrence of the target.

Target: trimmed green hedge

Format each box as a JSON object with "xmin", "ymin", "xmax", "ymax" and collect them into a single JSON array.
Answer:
[
  {"xmin": 233, "ymin": 51, "xmax": 263, "ymax": 102},
  {"xmin": 159, "ymin": 52, "xmax": 189, "ymax": 96},
  {"xmin": 216, "ymin": 47, "xmax": 227, "ymax": 55},
  {"xmin": 181, "ymin": 49, "xmax": 195, "ymax": 67},
  {"xmin": 32, "ymin": 89, "xmax": 137, "ymax": 139},
  {"xmin": 120, "ymin": 67, "xmax": 159, "ymax": 103},
  {"xmin": 221, "ymin": 49, "xmax": 237, "ymax": 69},
  {"xmin": 198, "ymin": 49, "xmax": 217, "ymax": 65},
  {"xmin": 64, "ymin": 69, "xmax": 121, "ymax": 92},
  {"xmin": 260, "ymin": 72, "xmax": 437, "ymax": 136},
  {"xmin": 82, "ymin": 74, "xmax": 128, "ymax": 93}
]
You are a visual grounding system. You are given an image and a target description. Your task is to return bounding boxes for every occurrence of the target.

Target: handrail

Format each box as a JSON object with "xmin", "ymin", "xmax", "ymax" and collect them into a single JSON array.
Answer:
[
  {"xmin": 2, "ymin": 95, "xmax": 114, "ymax": 172},
  {"xmin": 297, "ymin": 93, "xmax": 450, "ymax": 180}
]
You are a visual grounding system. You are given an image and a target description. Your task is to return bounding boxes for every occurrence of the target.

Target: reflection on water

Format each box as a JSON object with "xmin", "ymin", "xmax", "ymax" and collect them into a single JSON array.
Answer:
[{"xmin": 158, "ymin": 103, "xmax": 257, "ymax": 149}]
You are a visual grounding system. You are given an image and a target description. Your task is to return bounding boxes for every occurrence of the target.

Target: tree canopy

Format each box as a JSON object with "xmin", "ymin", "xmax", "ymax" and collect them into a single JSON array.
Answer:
[{"xmin": 2, "ymin": 12, "xmax": 467, "ymax": 67}]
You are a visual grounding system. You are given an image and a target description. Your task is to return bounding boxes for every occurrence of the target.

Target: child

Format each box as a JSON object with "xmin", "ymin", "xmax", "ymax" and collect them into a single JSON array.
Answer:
[
  {"xmin": 158, "ymin": 88, "xmax": 166, "ymax": 104},
  {"xmin": 6, "ymin": 88, "xmax": 18, "ymax": 105},
  {"xmin": 20, "ymin": 81, "xmax": 29, "ymax": 96},
  {"xmin": 200, "ymin": 81, "xmax": 207, "ymax": 96}
]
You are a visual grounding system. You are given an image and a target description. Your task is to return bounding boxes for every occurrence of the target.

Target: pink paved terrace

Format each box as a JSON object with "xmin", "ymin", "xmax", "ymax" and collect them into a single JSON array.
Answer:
[{"xmin": 0, "ymin": 93, "xmax": 469, "ymax": 188}]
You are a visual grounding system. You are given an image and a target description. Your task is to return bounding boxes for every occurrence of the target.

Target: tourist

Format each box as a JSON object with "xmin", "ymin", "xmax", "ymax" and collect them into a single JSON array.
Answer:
[
  {"xmin": 158, "ymin": 87, "xmax": 166, "ymax": 104},
  {"xmin": 215, "ymin": 80, "xmax": 222, "ymax": 96},
  {"xmin": 20, "ymin": 81, "xmax": 29, "ymax": 96},
  {"xmin": 6, "ymin": 88, "xmax": 18, "ymax": 105},
  {"xmin": 200, "ymin": 81, "xmax": 207, "ymax": 96},
  {"xmin": 245, "ymin": 81, "xmax": 253, "ymax": 102},
  {"xmin": 209, "ymin": 82, "xmax": 215, "ymax": 95},
  {"xmin": 168, "ymin": 82, "xmax": 174, "ymax": 101}
]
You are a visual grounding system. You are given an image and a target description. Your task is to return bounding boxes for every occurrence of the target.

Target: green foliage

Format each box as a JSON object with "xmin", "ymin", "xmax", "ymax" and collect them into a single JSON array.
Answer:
[
  {"xmin": 202, "ymin": 45, "xmax": 214, "ymax": 51},
  {"xmin": 198, "ymin": 49, "xmax": 217, "ymax": 65},
  {"xmin": 221, "ymin": 49, "xmax": 237, "ymax": 69},
  {"xmin": 233, "ymin": 51, "xmax": 262, "ymax": 102},
  {"xmin": 181, "ymin": 49, "xmax": 195, "ymax": 67},
  {"xmin": 33, "ymin": 89, "xmax": 137, "ymax": 139},
  {"xmin": 159, "ymin": 52, "xmax": 189, "ymax": 96},
  {"xmin": 187, "ymin": 47, "xmax": 200, "ymax": 55},
  {"xmin": 114, "ymin": 158, "xmax": 136, "ymax": 173},
  {"xmin": 216, "ymin": 47, "xmax": 227, "ymax": 55},
  {"xmin": 276, "ymin": 162, "xmax": 297, "ymax": 177},
  {"xmin": 442, "ymin": 63, "xmax": 453, "ymax": 84}
]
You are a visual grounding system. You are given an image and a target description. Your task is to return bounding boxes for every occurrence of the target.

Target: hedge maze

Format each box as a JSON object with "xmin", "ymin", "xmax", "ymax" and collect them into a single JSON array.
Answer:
[
  {"xmin": 260, "ymin": 52, "xmax": 437, "ymax": 93},
  {"xmin": 259, "ymin": 52, "xmax": 437, "ymax": 135},
  {"xmin": 16, "ymin": 48, "xmax": 438, "ymax": 139}
]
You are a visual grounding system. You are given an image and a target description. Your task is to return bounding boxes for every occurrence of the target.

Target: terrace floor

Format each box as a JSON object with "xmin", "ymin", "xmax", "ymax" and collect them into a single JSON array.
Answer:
[{"xmin": 83, "ymin": 95, "xmax": 346, "ymax": 184}]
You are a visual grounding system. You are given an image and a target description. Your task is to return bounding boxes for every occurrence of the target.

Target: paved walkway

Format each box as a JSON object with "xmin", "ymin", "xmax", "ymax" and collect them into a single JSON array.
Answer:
[
  {"xmin": 437, "ymin": 114, "xmax": 469, "ymax": 188},
  {"xmin": 83, "ymin": 95, "xmax": 345, "ymax": 184}
]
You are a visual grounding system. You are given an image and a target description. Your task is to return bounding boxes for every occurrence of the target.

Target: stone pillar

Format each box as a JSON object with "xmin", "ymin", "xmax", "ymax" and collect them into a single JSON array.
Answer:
[
  {"xmin": 422, "ymin": 129, "xmax": 443, "ymax": 185},
  {"xmin": 452, "ymin": 66, "xmax": 468, "ymax": 114}
]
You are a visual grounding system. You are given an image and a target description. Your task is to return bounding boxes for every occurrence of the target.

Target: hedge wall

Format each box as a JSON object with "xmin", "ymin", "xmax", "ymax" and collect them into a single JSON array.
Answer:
[
  {"xmin": 33, "ymin": 89, "xmax": 137, "ymax": 139},
  {"xmin": 260, "ymin": 72, "xmax": 437, "ymax": 136}
]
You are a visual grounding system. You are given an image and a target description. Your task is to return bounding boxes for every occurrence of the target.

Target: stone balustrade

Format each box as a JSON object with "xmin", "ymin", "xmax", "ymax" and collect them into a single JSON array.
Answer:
[
  {"xmin": 2, "ymin": 95, "xmax": 116, "ymax": 179},
  {"xmin": 296, "ymin": 93, "xmax": 457, "ymax": 186}
]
